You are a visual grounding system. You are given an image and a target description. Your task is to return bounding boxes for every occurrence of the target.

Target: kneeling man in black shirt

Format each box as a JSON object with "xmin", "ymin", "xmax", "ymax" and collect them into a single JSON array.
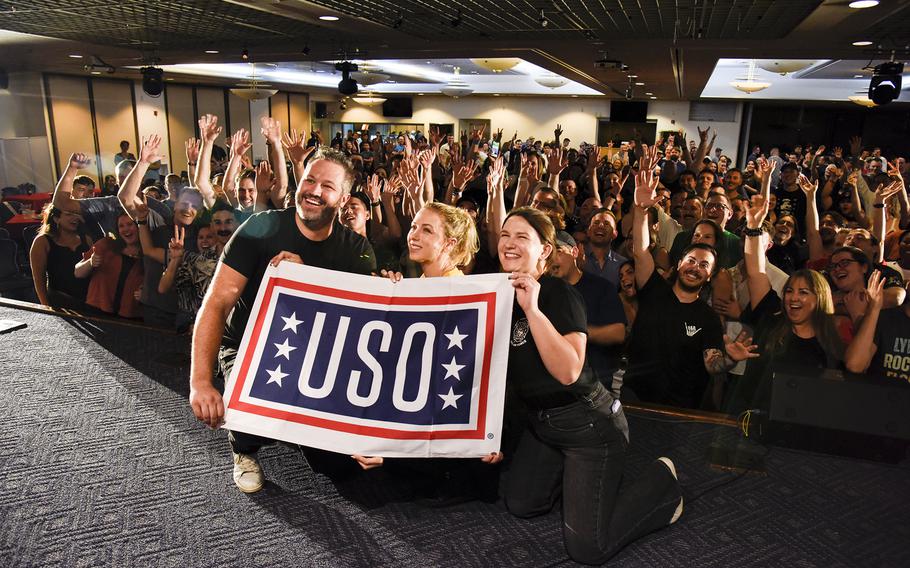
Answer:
[{"xmin": 189, "ymin": 149, "xmax": 377, "ymax": 493}]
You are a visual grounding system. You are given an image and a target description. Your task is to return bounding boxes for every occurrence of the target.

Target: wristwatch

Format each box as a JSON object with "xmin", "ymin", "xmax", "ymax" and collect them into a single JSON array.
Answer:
[{"xmin": 742, "ymin": 226, "xmax": 763, "ymax": 237}]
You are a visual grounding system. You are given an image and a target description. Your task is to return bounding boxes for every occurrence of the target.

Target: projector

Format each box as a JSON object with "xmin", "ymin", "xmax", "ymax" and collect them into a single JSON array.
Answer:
[{"xmin": 595, "ymin": 59, "xmax": 628, "ymax": 71}]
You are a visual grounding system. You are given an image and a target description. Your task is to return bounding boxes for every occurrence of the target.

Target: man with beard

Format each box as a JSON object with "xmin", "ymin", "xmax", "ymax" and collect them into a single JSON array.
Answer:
[
  {"xmin": 583, "ymin": 208, "xmax": 627, "ymax": 288},
  {"xmin": 654, "ymin": 193, "xmax": 701, "ymax": 252},
  {"xmin": 774, "ymin": 162, "xmax": 809, "ymax": 235},
  {"xmin": 625, "ymin": 144, "xmax": 755, "ymax": 409},
  {"xmin": 189, "ymin": 149, "xmax": 376, "ymax": 494},
  {"xmin": 767, "ymin": 214, "xmax": 807, "ymax": 274},
  {"xmin": 550, "ymin": 231, "xmax": 627, "ymax": 390},
  {"xmin": 669, "ymin": 192, "xmax": 743, "ymax": 269}
]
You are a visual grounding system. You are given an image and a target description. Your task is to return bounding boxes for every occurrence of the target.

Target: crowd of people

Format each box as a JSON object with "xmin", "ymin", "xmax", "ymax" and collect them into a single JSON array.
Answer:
[{"xmin": 8, "ymin": 112, "xmax": 910, "ymax": 564}]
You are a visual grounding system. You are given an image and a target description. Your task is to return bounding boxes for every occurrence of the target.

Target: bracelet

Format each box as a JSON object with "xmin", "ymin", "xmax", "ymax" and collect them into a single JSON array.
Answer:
[
  {"xmin": 371, "ymin": 201, "xmax": 381, "ymax": 207},
  {"xmin": 742, "ymin": 226, "xmax": 763, "ymax": 237},
  {"xmin": 136, "ymin": 219, "xmax": 148, "ymax": 225},
  {"xmin": 874, "ymin": 203, "xmax": 885, "ymax": 209},
  {"xmin": 187, "ymin": 162, "xmax": 196, "ymax": 166}
]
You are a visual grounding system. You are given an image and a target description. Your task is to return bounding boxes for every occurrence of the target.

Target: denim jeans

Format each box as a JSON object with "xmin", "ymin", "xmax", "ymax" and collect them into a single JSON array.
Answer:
[{"xmin": 503, "ymin": 382, "xmax": 682, "ymax": 565}]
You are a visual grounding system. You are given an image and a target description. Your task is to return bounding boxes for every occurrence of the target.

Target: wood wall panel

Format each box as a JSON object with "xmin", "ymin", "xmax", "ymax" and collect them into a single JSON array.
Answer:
[
  {"xmin": 165, "ymin": 84, "xmax": 195, "ymax": 176},
  {"xmin": 288, "ymin": 92, "xmax": 310, "ymax": 134},
  {"xmin": 46, "ymin": 75, "xmax": 94, "ymax": 179},
  {"xmin": 227, "ymin": 92, "xmax": 252, "ymax": 138},
  {"xmin": 270, "ymin": 92, "xmax": 290, "ymax": 130},
  {"xmin": 91, "ymin": 79, "xmax": 136, "ymax": 180}
]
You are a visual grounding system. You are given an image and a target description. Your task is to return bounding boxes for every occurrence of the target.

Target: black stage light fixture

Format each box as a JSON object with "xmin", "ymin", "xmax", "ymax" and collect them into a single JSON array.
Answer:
[
  {"xmin": 450, "ymin": 9, "xmax": 462, "ymax": 27},
  {"xmin": 335, "ymin": 61, "xmax": 359, "ymax": 95},
  {"xmin": 868, "ymin": 61, "xmax": 904, "ymax": 106},
  {"xmin": 141, "ymin": 66, "xmax": 164, "ymax": 97}
]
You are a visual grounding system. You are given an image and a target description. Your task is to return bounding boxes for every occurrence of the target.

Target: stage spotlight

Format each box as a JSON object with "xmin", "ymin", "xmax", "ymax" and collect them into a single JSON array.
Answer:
[
  {"xmin": 335, "ymin": 61, "xmax": 359, "ymax": 95},
  {"xmin": 868, "ymin": 61, "xmax": 903, "ymax": 106},
  {"xmin": 540, "ymin": 10, "xmax": 549, "ymax": 28},
  {"xmin": 141, "ymin": 66, "xmax": 164, "ymax": 97},
  {"xmin": 241, "ymin": 48, "xmax": 249, "ymax": 61}
]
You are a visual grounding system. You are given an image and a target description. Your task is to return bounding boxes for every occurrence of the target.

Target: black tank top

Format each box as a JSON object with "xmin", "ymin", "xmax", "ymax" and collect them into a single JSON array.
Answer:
[{"xmin": 46, "ymin": 235, "xmax": 90, "ymax": 304}]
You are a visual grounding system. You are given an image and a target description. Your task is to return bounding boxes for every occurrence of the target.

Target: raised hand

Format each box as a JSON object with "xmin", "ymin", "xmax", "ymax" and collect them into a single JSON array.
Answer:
[
  {"xmin": 633, "ymin": 145, "xmax": 660, "ymax": 208},
  {"xmin": 168, "ymin": 225, "xmax": 185, "ymax": 259},
  {"xmin": 366, "ymin": 173, "xmax": 382, "ymax": 203},
  {"xmin": 140, "ymin": 134, "xmax": 164, "ymax": 164},
  {"xmin": 68, "ymin": 152, "xmax": 91, "ymax": 170},
  {"xmin": 553, "ymin": 123, "xmax": 563, "ymax": 143},
  {"xmin": 879, "ymin": 180, "xmax": 905, "ymax": 204},
  {"xmin": 494, "ymin": 128, "xmax": 504, "ymax": 143},
  {"xmin": 185, "ymin": 137, "xmax": 201, "ymax": 165},
  {"xmin": 417, "ymin": 147, "xmax": 437, "ymax": 169},
  {"xmin": 260, "ymin": 116, "xmax": 282, "ymax": 145},
  {"xmin": 255, "ymin": 160, "xmax": 272, "ymax": 193},
  {"xmin": 281, "ymin": 128, "xmax": 313, "ymax": 164},
  {"xmin": 198, "ymin": 114, "xmax": 222, "ymax": 143},
  {"xmin": 745, "ymin": 195, "xmax": 770, "ymax": 228},
  {"xmin": 697, "ymin": 126, "xmax": 709, "ymax": 142},
  {"xmin": 724, "ymin": 331, "xmax": 759, "ymax": 362},
  {"xmin": 866, "ymin": 270, "xmax": 884, "ymax": 312},
  {"xmin": 585, "ymin": 145, "xmax": 600, "ymax": 173},
  {"xmin": 849, "ymin": 135, "xmax": 862, "ymax": 156},
  {"xmin": 453, "ymin": 159, "xmax": 478, "ymax": 189},
  {"xmin": 756, "ymin": 157, "xmax": 775, "ymax": 183},
  {"xmin": 833, "ymin": 146, "xmax": 843, "ymax": 159},
  {"xmin": 229, "ymin": 129, "xmax": 252, "ymax": 159},
  {"xmin": 797, "ymin": 173, "xmax": 818, "ymax": 195},
  {"xmin": 487, "ymin": 155, "xmax": 505, "ymax": 194},
  {"xmin": 814, "ymin": 145, "xmax": 826, "ymax": 157},
  {"xmin": 546, "ymin": 147, "xmax": 568, "ymax": 176}
]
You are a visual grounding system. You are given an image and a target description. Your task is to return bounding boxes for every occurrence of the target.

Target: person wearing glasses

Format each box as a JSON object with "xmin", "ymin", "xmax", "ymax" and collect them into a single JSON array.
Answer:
[
  {"xmin": 723, "ymin": 192, "xmax": 844, "ymax": 414},
  {"xmin": 624, "ymin": 145, "xmax": 757, "ymax": 410},
  {"xmin": 668, "ymin": 192, "xmax": 743, "ymax": 269}
]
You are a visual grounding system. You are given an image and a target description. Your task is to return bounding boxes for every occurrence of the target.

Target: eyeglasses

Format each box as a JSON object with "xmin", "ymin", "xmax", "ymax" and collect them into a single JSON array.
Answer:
[
  {"xmin": 705, "ymin": 202, "xmax": 729, "ymax": 211},
  {"xmin": 828, "ymin": 259, "xmax": 859, "ymax": 271},
  {"xmin": 682, "ymin": 257, "xmax": 712, "ymax": 271}
]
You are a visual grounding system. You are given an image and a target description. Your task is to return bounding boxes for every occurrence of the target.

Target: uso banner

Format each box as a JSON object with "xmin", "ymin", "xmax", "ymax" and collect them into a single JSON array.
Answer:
[{"xmin": 222, "ymin": 262, "xmax": 514, "ymax": 458}]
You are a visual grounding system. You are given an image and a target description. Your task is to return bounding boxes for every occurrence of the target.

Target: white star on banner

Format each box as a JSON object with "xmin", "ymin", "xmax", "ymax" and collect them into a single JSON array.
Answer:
[
  {"xmin": 281, "ymin": 312, "xmax": 303, "ymax": 333},
  {"xmin": 266, "ymin": 365, "xmax": 288, "ymax": 387},
  {"xmin": 444, "ymin": 326, "xmax": 468, "ymax": 350},
  {"xmin": 438, "ymin": 386, "xmax": 463, "ymax": 410},
  {"xmin": 274, "ymin": 338, "xmax": 296, "ymax": 360},
  {"xmin": 441, "ymin": 356, "xmax": 465, "ymax": 381}
]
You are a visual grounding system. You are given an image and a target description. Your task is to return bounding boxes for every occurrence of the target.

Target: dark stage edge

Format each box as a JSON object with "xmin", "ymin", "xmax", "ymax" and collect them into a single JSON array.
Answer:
[{"xmin": 0, "ymin": 306, "xmax": 908, "ymax": 568}]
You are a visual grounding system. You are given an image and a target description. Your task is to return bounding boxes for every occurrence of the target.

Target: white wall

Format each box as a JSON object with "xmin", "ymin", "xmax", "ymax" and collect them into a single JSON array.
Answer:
[
  {"xmin": 0, "ymin": 72, "xmax": 54, "ymax": 189},
  {"xmin": 337, "ymin": 96, "xmax": 743, "ymax": 165},
  {"xmin": 134, "ymin": 83, "xmax": 170, "ymax": 172}
]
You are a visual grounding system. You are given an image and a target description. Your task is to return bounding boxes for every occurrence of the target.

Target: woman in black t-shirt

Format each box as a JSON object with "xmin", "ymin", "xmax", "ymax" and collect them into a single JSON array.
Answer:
[
  {"xmin": 725, "ymin": 195, "xmax": 844, "ymax": 413},
  {"xmin": 500, "ymin": 207, "xmax": 683, "ymax": 565}
]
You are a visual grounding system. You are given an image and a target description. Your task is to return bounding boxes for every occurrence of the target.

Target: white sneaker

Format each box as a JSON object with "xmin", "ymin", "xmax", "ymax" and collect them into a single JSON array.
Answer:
[
  {"xmin": 232, "ymin": 453, "xmax": 264, "ymax": 493},
  {"xmin": 657, "ymin": 457, "xmax": 683, "ymax": 524}
]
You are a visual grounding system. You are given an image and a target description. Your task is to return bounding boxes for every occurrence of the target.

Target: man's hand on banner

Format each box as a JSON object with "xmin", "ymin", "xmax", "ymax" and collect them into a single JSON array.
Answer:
[
  {"xmin": 190, "ymin": 383, "xmax": 225, "ymax": 429},
  {"xmin": 351, "ymin": 454, "xmax": 384, "ymax": 470},
  {"xmin": 269, "ymin": 251, "xmax": 304, "ymax": 267},
  {"xmin": 481, "ymin": 451, "xmax": 504, "ymax": 464}
]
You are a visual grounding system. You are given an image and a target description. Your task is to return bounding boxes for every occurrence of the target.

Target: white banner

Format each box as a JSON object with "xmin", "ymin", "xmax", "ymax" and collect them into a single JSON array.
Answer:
[{"xmin": 223, "ymin": 263, "xmax": 514, "ymax": 457}]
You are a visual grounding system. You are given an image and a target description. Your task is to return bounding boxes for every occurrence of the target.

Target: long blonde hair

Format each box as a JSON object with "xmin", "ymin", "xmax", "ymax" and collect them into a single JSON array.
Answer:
[{"xmin": 422, "ymin": 201, "xmax": 479, "ymax": 268}]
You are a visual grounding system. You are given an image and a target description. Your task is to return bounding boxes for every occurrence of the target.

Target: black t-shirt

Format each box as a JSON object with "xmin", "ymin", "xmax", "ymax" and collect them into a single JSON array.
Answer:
[
  {"xmin": 870, "ymin": 307, "xmax": 910, "ymax": 386},
  {"xmin": 774, "ymin": 186, "xmax": 807, "ymax": 236},
  {"xmin": 767, "ymin": 240, "xmax": 808, "ymax": 274},
  {"xmin": 221, "ymin": 208, "xmax": 377, "ymax": 347},
  {"xmin": 573, "ymin": 272, "xmax": 627, "ymax": 382},
  {"xmin": 506, "ymin": 275, "xmax": 596, "ymax": 409},
  {"xmin": 625, "ymin": 271, "xmax": 725, "ymax": 408}
]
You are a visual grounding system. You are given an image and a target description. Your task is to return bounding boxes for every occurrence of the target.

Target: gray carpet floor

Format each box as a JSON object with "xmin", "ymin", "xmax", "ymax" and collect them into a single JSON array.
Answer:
[{"xmin": 1, "ymin": 306, "xmax": 908, "ymax": 567}]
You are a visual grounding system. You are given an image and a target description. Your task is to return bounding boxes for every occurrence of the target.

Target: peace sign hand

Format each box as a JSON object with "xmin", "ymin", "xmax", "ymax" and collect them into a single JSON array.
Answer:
[{"xmin": 169, "ymin": 225, "xmax": 185, "ymax": 259}]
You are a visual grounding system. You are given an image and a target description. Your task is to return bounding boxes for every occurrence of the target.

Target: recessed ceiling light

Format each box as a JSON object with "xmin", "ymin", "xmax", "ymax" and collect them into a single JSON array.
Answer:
[
  {"xmin": 849, "ymin": 0, "xmax": 879, "ymax": 8},
  {"xmin": 319, "ymin": 15, "xmax": 339, "ymax": 21},
  {"xmin": 629, "ymin": 74, "xmax": 638, "ymax": 78},
  {"xmin": 571, "ymin": 95, "xmax": 578, "ymax": 98},
  {"xmin": 68, "ymin": 54, "xmax": 83, "ymax": 59},
  {"xmin": 649, "ymin": 96, "xmax": 657, "ymax": 99},
  {"xmin": 417, "ymin": 93, "xmax": 424, "ymax": 96},
  {"xmin": 852, "ymin": 40, "xmax": 873, "ymax": 46},
  {"xmin": 426, "ymin": 61, "xmax": 432, "ymax": 64},
  {"xmin": 854, "ymin": 74, "xmax": 864, "ymax": 78},
  {"xmin": 205, "ymin": 49, "xmax": 219, "ymax": 54},
  {"xmin": 493, "ymin": 93, "xmax": 500, "ymax": 96},
  {"xmin": 645, "ymin": 92, "xmax": 654, "ymax": 95},
  {"xmin": 635, "ymin": 82, "xmax": 645, "ymax": 86},
  {"xmin": 315, "ymin": 69, "xmax": 325, "ymax": 73},
  {"xmin": 91, "ymin": 71, "xmax": 101, "ymax": 75}
]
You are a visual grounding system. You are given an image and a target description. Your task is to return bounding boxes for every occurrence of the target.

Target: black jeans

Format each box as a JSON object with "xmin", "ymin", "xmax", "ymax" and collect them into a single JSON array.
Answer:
[
  {"xmin": 220, "ymin": 347, "xmax": 359, "ymax": 479},
  {"xmin": 503, "ymin": 382, "xmax": 681, "ymax": 565}
]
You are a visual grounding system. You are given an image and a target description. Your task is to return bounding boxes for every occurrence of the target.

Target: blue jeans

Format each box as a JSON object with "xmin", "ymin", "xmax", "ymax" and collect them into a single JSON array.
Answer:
[{"xmin": 504, "ymin": 382, "xmax": 681, "ymax": 565}]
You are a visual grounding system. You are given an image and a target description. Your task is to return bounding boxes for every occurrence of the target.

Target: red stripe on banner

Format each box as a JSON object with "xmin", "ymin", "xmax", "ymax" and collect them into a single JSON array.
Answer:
[
  {"xmin": 229, "ymin": 278, "xmax": 277, "ymax": 409},
  {"xmin": 228, "ymin": 275, "xmax": 500, "ymax": 441}
]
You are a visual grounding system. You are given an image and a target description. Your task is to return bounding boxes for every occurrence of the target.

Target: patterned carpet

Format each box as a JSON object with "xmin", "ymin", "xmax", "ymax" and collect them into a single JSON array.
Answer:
[{"xmin": 0, "ymin": 306, "xmax": 908, "ymax": 567}]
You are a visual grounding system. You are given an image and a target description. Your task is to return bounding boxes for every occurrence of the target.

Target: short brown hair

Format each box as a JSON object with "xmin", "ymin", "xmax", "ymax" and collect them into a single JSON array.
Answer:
[{"xmin": 503, "ymin": 206, "xmax": 557, "ymax": 270}]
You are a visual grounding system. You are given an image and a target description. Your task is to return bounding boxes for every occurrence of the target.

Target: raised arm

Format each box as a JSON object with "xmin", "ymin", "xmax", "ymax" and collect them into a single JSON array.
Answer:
[
  {"xmin": 261, "ymin": 117, "xmax": 288, "ymax": 209},
  {"xmin": 798, "ymin": 173, "xmax": 824, "ymax": 261},
  {"xmin": 845, "ymin": 271, "xmax": 884, "ymax": 373},
  {"xmin": 222, "ymin": 129, "xmax": 249, "ymax": 208},
  {"xmin": 185, "ymin": 137, "xmax": 200, "ymax": 183},
  {"xmin": 194, "ymin": 115, "xmax": 222, "ymax": 209},
  {"xmin": 118, "ymin": 135, "xmax": 163, "ymax": 218},
  {"xmin": 418, "ymin": 146, "xmax": 437, "ymax": 205},
  {"xmin": 157, "ymin": 226, "xmax": 185, "ymax": 294},
  {"xmin": 52, "ymin": 153, "xmax": 92, "ymax": 214},
  {"xmin": 133, "ymin": 198, "xmax": 165, "ymax": 264},
  {"xmin": 282, "ymin": 128, "xmax": 314, "ymax": 191},
  {"xmin": 378, "ymin": 175, "xmax": 402, "ymax": 241},
  {"xmin": 487, "ymin": 156, "xmax": 507, "ymax": 252},
  {"xmin": 744, "ymin": 195, "xmax": 772, "ymax": 311},
  {"xmin": 631, "ymin": 144, "xmax": 661, "ymax": 288},
  {"xmin": 545, "ymin": 146, "xmax": 567, "ymax": 191}
]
